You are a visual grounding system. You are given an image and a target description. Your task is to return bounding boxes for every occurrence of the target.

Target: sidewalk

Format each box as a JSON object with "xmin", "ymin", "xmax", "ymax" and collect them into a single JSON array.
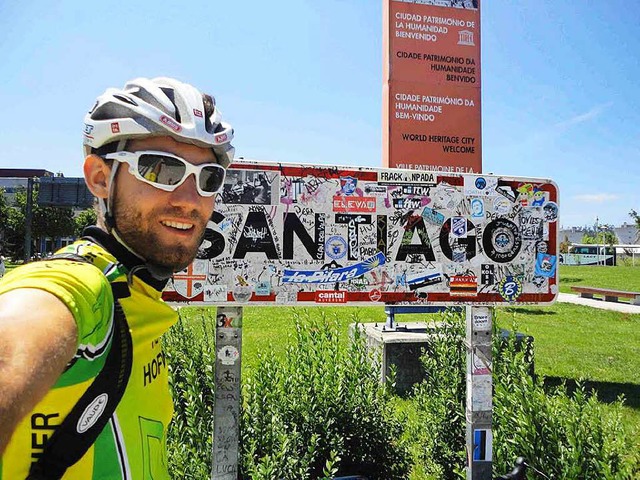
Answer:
[{"xmin": 557, "ymin": 292, "xmax": 640, "ymax": 314}]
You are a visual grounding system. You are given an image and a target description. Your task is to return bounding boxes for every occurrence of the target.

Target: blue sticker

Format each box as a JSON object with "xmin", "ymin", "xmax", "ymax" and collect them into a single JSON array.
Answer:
[
  {"xmin": 422, "ymin": 207, "xmax": 446, "ymax": 226},
  {"xmin": 498, "ymin": 276, "xmax": 522, "ymax": 302},
  {"xmin": 255, "ymin": 281, "xmax": 271, "ymax": 296},
  {"xmin": 340, "ymin": 176, "xmax": 358, "ymax": 196},
  {"xmin": 325, "ymin": 236, "xmax": 347, "ymax": 260},
  {"xmin": 283, "ymin": 252, "xmax": 386, "ymax": 284},
  {"xmin": 452, "ymin": 216, "xmax": 467, "ymax": 237},
  {"xmin": 475, "ymin": 177, "xmax": 487, "ymax": 190},
  {"xmin": 535, "ymin": 253, "xmax": 557, "ymax": 277},
  {"xmin": 470, "ymin": 198, "xmax": 484, "ymax": 218}
]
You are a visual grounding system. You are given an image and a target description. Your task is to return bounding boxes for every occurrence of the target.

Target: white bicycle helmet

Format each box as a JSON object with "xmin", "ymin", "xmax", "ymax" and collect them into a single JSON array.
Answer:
[{"xmin": 83, "ymin": 77, "xmax": 235, "ymax": 167}]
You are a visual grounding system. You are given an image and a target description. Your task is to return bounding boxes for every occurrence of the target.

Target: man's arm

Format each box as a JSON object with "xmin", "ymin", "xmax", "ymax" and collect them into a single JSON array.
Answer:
[{"xmin": 0, "ymin": 288, "xmax": 77, "ymax": 455}]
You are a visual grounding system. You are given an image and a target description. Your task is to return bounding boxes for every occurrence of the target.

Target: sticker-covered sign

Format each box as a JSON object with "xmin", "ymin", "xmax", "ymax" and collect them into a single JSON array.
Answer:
[{"xmin": 162, "ymin": 161, "xmax": 559, "ymax": 306}]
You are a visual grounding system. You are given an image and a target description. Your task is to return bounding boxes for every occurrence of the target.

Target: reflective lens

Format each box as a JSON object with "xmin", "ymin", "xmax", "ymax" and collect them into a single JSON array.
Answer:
[
  {"xmin": 138, "ymin": 154, "xmax": 186, "ymax": 186},
  {"xmin": 105, "ymin": 151, "xmax": 226, "ymax": 196}
]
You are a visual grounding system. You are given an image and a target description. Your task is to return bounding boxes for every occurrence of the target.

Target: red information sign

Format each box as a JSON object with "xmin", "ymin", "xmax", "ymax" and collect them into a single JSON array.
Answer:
[{"xmin": 383, "ymin": 0, "xmax": 481, "ymax": 173}]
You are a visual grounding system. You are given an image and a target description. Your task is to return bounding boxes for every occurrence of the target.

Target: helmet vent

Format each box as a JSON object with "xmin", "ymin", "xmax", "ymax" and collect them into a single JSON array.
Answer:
[
  {"xmin": 130, "ymin": 87, "xmax": 174, "ymax": 117},
  {"xmin": 113, "ymin": 94, "xmax": 138, "ymax": 107},
  {"xmin": 159, "ymin": 87, "xmax": 181, "ymax": 123}
]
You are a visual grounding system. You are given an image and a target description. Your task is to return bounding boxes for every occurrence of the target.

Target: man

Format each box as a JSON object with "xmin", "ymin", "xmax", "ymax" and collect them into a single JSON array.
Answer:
[{"xmin": 0, "ymin": 77, "xmax": 234, "ymax": 478}]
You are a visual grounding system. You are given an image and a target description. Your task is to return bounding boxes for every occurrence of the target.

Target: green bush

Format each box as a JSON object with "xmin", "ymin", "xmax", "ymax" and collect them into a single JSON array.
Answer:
[
  {"xmin": 240, "ymin": 309, "xmax": 411, "ymax": 480},
  {"xmin": 406, "ymin": 310, "xmax": 467, "ymax": 479},
  {"xmin": 164, "ymin": 310, "xmax": 217, "ymax": 479},
  {"xmin": 407, "ymin": 311, "xmax": 640, "ymax": 479},
  {"xmin": 493, "ymin": 327, "xmax": 640, "ymax": 479}
]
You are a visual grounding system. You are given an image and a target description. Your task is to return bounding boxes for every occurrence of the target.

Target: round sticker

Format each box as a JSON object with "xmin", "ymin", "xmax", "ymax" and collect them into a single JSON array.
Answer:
[
  {"xmin": 498, "ymin": 276, "xmax": 522, "ymax": 302},
  {"xmin": 218, "ymin": 345, "xmax": 240, "ymax": 365},
  {"xmin": 483, "ymin": 218, "xmax": 522, "ymax": 263},
  {"xmin": 325, "ymin": 236, "xmax": 347, "ymax": 260},
  {"xmin": 369, "ymin": 289, "xmax": 382, "ymax": 302},
  {"xmin": 232, "ymin": 286, "xmax": 252, "ymax": 303},
  {"xmin": 493, "ymin": 197, "xmax": 512, "ymax": 215}
]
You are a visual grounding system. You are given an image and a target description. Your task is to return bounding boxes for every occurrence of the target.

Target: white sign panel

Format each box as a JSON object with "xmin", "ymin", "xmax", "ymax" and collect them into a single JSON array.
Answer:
[{"xmin": 163, "ymin": 161, "xmax": 559, "ymax": 306}]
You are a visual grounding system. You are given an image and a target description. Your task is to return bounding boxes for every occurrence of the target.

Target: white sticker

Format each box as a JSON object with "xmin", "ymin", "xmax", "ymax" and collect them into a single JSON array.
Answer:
[
  {"xmin": 472, "ymin": 307, "xmax": 490, "ymax": 331},
  {"xmin": 204, "ymin": 285, "xmax": 227, "ymax": 302},
  {"xmin": 218, "ymin": 345, "xmax": 240, "ymax": 365}
]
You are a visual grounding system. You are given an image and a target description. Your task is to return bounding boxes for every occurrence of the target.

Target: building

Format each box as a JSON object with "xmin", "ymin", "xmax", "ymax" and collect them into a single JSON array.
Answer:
[{"xmin": 559, "ymin": 223, "xmax": 639, "ymax": 245}]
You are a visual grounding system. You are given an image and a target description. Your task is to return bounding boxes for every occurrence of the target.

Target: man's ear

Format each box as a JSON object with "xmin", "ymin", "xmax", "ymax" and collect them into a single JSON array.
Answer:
[{"xmin": 83, "ymin": 154, "xmax": 112, "ymax": 199}]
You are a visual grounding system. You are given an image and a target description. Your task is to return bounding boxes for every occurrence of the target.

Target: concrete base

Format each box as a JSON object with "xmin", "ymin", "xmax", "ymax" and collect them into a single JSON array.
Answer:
[{"xmin": 352, "ymin": 322, "xmax": 441, "ymax": 395}]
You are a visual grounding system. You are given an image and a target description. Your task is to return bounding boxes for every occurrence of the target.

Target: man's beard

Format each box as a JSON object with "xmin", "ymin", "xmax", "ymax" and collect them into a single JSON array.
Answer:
[{"xmin": 112, "ymin": 199, "xmax": 208, "ymax": 272}]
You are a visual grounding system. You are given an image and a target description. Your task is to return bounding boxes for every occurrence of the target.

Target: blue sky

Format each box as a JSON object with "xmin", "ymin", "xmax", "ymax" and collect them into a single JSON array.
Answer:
[{"xmin": 1, "ymin": 0, "xmax": 638, "ymax": 228}]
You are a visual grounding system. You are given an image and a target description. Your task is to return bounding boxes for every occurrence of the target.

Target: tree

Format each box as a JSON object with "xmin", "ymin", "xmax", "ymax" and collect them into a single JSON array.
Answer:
[
  {"xmin": 630, "ymin": 210, "xmax": 640, "ymax": 243},
  {"xmin": 2, "ymin": 186, "xmax": 76, "ymax": 259},
  {"xmin": 74, "ymin": 208, "xmax": 98, "ymax": 237},
  {"xmin": 0, "ymin": 189, "xmax": 9, "ymax": 256}
]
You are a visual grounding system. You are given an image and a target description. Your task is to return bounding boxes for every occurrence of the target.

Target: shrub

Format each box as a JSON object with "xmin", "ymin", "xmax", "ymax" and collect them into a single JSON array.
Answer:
[
  {"xmin": 408, "ymin": 311, "xmax": 640, "ymax": 479},
  {"xmin": 240, "ymin": 309, "xmax": 411, "ymax": 480},
  {"xmin": 164, "ymin": 309, "xmax": 217, "ymax": 479}
]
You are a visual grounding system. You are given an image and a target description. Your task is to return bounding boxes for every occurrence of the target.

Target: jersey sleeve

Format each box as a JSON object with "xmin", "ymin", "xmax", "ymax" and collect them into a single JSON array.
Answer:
[{"xmin": 0, "ymin": 259, "xmax": 114, "ymax": 351}]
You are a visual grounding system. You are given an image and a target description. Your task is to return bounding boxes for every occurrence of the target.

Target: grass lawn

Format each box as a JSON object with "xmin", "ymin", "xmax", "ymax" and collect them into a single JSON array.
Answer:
[{"xmin": 559, "ymin": 264, "xmax": 640, "ymax": 293}]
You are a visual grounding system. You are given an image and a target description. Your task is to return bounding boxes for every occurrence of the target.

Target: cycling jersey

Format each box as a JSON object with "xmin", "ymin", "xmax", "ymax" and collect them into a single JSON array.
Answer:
[{"xmin": 0, "ymin": 227, "xmax": 177, "ymax": 479}]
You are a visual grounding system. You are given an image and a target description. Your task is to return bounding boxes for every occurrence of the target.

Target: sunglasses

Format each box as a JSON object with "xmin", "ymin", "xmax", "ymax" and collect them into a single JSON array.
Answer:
[{"xmin": 104, "ymin": 151, "xmax": 226, "ymax": 197}]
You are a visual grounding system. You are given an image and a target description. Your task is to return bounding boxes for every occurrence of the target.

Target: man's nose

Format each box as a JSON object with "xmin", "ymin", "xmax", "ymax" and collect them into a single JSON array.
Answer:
[{"xmin": 169, "ymin": 173, "xmax": 201, "ymax": 206}]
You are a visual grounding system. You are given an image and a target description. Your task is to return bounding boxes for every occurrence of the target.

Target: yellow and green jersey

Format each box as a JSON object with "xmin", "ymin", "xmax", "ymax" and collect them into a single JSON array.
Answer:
[{"xmin": 0, "ymin": 228, "xmax": 178, "ymax": 479}]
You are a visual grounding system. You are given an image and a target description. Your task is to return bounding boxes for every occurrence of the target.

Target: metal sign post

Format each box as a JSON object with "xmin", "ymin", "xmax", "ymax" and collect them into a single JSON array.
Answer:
[
  {"xmin": 465, "ymin": 306, "xmax": 493, "ymax": 480},
  {"xmin": 211, "ymin": 306, "xmax": 243, "ymax": 480}
]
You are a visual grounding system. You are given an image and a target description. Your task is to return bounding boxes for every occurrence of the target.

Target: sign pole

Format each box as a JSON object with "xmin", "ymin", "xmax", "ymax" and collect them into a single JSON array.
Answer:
[
  {"xmin": 211, "ymin": 306, "xmax": 243, "ymax": 480},
  {"xmin": 465, "ymin": 306, "xmax": 493, "ymax": 480}
]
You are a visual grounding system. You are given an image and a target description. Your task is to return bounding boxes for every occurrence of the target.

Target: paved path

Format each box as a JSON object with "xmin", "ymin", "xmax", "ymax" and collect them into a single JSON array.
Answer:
[{"xmin": 557, "ymin": 292, "xmax": 640, "ymax": 314}]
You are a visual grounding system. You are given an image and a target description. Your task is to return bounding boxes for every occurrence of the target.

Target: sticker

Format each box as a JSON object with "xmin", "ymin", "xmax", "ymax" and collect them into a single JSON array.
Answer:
[
  {"xmin": 340, "ymin": 176, "xmax": 358, "ymax": 195},
  {"xmin": 473, "ymin": 429, "xmax": 493, "ymax": 461},
  {"xmin": 407, "ymin": 272, "xmax": 443, "ymax": 290},
  {"xmin": 110, "ymin": 122, "xmax": 120, "ymax": 134},
  {"xmin": 378, "ymin": 170, "xmax": 436, "ymax": 185},
  {"xmin": 450, "ymin": 275, "xmax": 478, "ymax": 296},
  {"xmin": 204, "ymin": 285, "xmax": 227, "ymax": 302},
  {"xmin": 472, "ymin": 349, "xmax": 491, "ymax": 375},
  {"xmin": 465, "ymin": 175, "xmax": 498, "ymax": 196},
  {"xmin": 472, "ymin": 308, "xmax": 490, "ymax": 331},
  {"xmin": 160, "ymin": 115, "xmax": 182, "ymax": 132},
  {"xmin": 495, "ymin": 185, "xmax": 516, "ymax": 202},
  {"xmin": 325, "ymin": 236, "xmax": 347, "ymax": 260},
  {"xmin": 480, "ymin": 264, "xmax": 495, "ymax": 285},
  {"xmin": 283, "ymin": 252, "xmax": 386, "ymax": 284},
  {"xmin": 232, "ymin": 286, "xmax": 252, "ymax": 303},
  {"xmin": 254, "ymin": 281, "xmax": 271, "ymax": 296},
  {"xmin": 531, "ymin": 187, "xmax": 546, "ymax": 206},
  {"xmin": 369, "ymin": 289, "xmax": 382, "ymax": 302},
  {"xmin": 218, "ymin": 346, "xmax": 240, "ymax": 366},
  {"xmin": 364, "ymin": 184, "xmax": 388, "ymax": 196},
  {"xmin": 543, "ymin": 201, "xmax": 558, "ymax": 222},
  {"xmin": 493, "ymin": 197, "xmax": 512, "ymax": 215},
  {"xmin": 520, "ymin": 211, "xmax": 543, "ymax": 240},
  {"xmin": 193, "ymin": 108, "xmax": 203, "ymax": 118},
  {"xmin": 470, "ymin": 198, "xmax": 484, "ymax": 218},
  {"xmin": 535, "ymin": 240, "xmax": 548, "ymax": 254},
  {"xmin": 421, "ymin": 206, "xmax": 446, "ymax": 225},
  {"xmin": 276, "ymin": 291, "xmax": 298, "ymax": 304},
  {"xmin": 483, "ymin": 219, "xmax": 522, "ymax": 263},
  {"xmin": 315, "ymin": 291, "xmax": 347, "ymax": 303},
  {"xmin": 173, "ymin": 260, "xmax": 208, "ymax": 299},
  {"xmin": 332, "ymin": 196, "xmax": 376, "ymax": 213},
  {"xmin": 497, "ymin": 276, "xmax": 522, "ymax": 302},
  {"xmin": 535, "ymin": 253, "xmax": 557, "ymax": 277},
  {"xmin": 451, "ymin": 216, "xmax": 467, "ymax": 238},
  {"xmin": 467, "ymin": 376, "xmax": 492, "ymax": 412}
]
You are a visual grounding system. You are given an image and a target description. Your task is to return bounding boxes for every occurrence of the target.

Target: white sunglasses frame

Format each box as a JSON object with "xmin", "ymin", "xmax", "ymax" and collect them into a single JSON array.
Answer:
[{"xmin": 103, "ymin": 150, "xmax": 226, "ymax": 197}]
